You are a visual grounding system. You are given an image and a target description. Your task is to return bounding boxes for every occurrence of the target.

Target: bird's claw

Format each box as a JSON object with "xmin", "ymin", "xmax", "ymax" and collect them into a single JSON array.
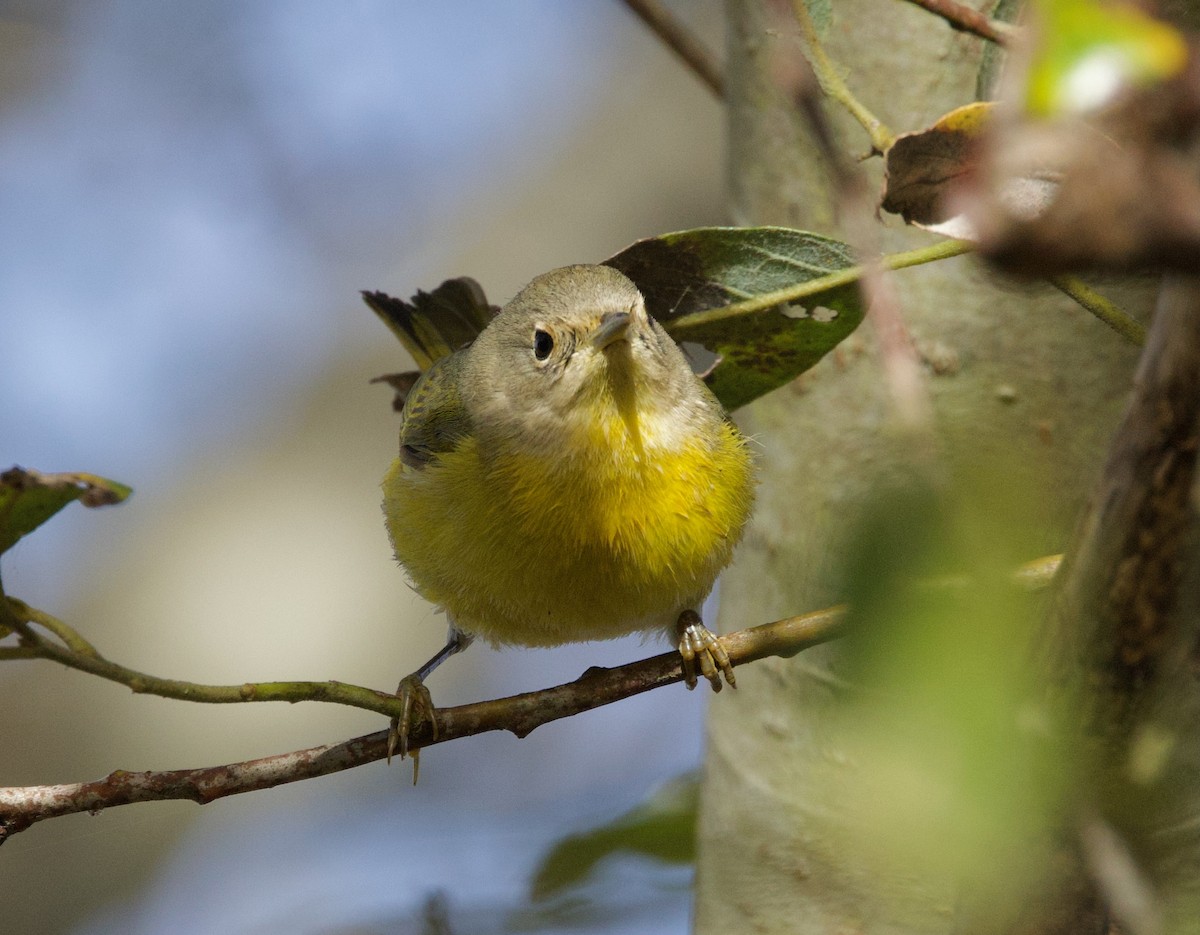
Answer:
[
  {"xmin": 676, "ymin": 610, "xmax": 736, "ymax": 692},
  {"xmin": 387, "ymin": 673, "xmax": 438, "ymax": 777}
]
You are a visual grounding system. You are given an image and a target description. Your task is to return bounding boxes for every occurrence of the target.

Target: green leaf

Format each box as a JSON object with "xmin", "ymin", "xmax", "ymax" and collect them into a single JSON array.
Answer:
[
  {"xmin": 1026, "ymin": 0, "xmax": 1188, "ymax": 116},
  {"xmin": 529, "ymin": 773, "xmax": 697, "ymax": 901},
  {"xmin": 0, "ymin": 467, "xmax": 131, "ymax": 555},
  {"xmin": 605, "ymin": 226, "xmax": 865, "ymax": 411}
]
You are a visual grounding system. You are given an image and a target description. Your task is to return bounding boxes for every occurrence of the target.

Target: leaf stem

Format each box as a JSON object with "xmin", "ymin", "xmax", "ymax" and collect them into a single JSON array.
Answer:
[
  {"xmin": 790, "ymin": 0, "xmax": 895, "ymax": 154},
  {"xmin": 1049, "ymin": 276, "xmax": 1146, "ymax": 347},
  {"xmin": 667, "ymin": 238, "xmax": 974, "ymax": 334}
]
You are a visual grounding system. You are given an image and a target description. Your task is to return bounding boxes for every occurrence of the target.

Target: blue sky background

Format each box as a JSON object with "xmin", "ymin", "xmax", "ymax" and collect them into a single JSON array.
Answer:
[{"xmin": 3, "ymin": 2, "xmax": 598, "ymax": 477}]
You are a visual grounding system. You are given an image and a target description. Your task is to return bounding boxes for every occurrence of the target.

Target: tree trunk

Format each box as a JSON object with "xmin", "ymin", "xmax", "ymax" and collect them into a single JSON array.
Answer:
[
  {"xmin": 695, "ymin": 2, "xmax": 1153, "ymax": 931},
  {"xmin": 1031, "ymin": 278, "xmax": 1200, "ymax": 933}
]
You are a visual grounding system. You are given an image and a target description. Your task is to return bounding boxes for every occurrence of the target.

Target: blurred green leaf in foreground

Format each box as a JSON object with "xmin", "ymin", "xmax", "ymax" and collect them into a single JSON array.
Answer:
[{"xmin": 828, "ymin": 464, "xmax": 1075, "ymax": 918}]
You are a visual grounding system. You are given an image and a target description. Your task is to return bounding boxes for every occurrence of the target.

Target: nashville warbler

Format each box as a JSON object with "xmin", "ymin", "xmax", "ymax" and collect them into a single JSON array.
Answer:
[{"xmin": 377, "ymin": 264, "xmax": 755, "ymax": 760}]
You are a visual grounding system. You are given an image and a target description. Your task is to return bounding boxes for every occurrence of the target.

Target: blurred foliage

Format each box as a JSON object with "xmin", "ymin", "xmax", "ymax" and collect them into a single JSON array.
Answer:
[
  {"xmin": 828, "ymin": 464, "xmax": 1075, "ymax": 913},
  {"xmin": 529, "ymin": 773, "xmax": 697, "ymax": 901},
  {"xmin": 1026, "ymin": 0, "xmax": 1187, "ymax": 116},
  {"xmin": 882, "ymin": 102, "xmax": 993, "ymax": 231}
]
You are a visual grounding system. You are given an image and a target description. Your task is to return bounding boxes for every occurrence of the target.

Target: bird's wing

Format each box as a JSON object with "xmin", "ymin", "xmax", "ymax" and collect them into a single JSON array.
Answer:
[{"xmin": 397, "ymin": 351, "xmax": 473, "ymax": 468}]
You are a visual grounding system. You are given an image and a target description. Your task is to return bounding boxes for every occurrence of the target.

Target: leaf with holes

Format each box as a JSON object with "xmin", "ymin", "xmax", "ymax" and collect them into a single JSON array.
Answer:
[
  {"xmin": 605, "ymin": 226, "xmax": 864, "ymax": 411},
  {"xmin": 0, "ymin": 467, "xmax": 131, "ymax": 555}
]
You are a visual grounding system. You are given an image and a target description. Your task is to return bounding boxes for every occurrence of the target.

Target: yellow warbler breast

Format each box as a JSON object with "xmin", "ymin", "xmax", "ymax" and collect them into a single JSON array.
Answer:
[{"xmin": 383, "ymin": 410, "xmax": 754, "ymax": 647}]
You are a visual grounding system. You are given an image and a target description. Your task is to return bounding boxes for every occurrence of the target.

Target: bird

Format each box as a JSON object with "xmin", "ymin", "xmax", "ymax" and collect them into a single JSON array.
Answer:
[{"xmin": 373, "ymin": 263, "xmax": 756, "ymax": 763}]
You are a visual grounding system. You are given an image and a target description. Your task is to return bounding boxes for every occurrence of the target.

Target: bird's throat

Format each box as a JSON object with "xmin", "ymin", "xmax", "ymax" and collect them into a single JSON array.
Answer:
[{"xmin": 602, "ymin": 346, "xmax": 644, "ymax": 456}]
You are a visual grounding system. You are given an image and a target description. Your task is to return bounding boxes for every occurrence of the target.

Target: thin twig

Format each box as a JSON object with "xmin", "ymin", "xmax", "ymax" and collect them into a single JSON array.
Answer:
[
  {"xmin": 8, "ymin": 598, "xmax": 98, "ymax": 656},
  {"xmin": 5, "ymin": 599, "xmax": 396, "ymax": 714},
  {"xmin": 1050, "ymin": 276, "xmax": 1147, "ymax": 347},
  {"xmin": 789, "ymin": 0, "xmax": 895, "ymax": 154},
  {"xmin": 0, "ymin": 607, "xmax": 845, "ymax": 840},
  {"xmin": 898, "ymin": 0, "xmax": 1017, "ymax": 46},
  {"xmin": 619, "ymin": 0, "xmax": 724, "ymax": 99},
  {"xmin": 790, "ymin": 54, "xmax": 931, "ymax": 431}
]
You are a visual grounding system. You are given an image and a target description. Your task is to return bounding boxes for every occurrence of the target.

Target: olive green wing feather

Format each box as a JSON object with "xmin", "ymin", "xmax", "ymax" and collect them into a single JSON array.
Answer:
[{"xmin": 397, "ymin": 351, "xmax": 473, "ymax": 469}]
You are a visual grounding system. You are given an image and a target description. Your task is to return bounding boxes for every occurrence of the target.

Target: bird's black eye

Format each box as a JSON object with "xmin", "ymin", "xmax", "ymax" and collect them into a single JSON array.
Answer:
[{"xmin": 534, "ymin": 329, "xmax": 554, "ymax": 361}]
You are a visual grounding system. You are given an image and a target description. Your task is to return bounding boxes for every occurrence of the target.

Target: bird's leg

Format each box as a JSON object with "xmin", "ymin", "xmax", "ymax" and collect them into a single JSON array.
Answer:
[
  {"xmin": 388, "ymin": 623, "xmax": 474, "ymax": 768},
  {"xmin": 675, "ymin": 609, "xmax": 736, "ymax": 692}
]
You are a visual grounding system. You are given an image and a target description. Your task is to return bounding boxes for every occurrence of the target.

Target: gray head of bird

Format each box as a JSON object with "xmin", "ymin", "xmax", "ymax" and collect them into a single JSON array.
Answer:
[{"xmin": 460, "ymin": 264, "xmax": 713, "ymax": 455}]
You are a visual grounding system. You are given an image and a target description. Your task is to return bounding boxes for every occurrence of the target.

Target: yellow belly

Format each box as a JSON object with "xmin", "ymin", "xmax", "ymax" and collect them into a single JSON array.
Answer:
[{"xmin": 383, "ymin": 421, "xmax": 754, "ymax": 646}]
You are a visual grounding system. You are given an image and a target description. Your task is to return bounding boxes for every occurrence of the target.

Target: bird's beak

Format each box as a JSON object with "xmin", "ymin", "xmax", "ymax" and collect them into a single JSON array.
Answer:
[{"xmin": 591, "ymin": 310, "xmax": 631, "ymax": 350}]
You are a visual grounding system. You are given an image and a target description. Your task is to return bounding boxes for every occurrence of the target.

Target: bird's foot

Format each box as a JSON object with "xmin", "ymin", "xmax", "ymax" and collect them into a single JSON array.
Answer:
[
  {"xmin": 387, "ymin": 673, "xmax": 438, "ymax": 781},
  {"xmin": 676, "ymin": 609, "xmax": 736, "ymax": 692}
]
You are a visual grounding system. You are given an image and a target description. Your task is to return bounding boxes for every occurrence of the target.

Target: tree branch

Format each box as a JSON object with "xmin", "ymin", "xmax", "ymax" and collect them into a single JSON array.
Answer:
[
  {"xmin": 1029, "ymin": 276, "xmax": 1200, "ymax": 931},
  {"xmin": 4, "ymin": 597, "xmax": 394, "ymax": 715},
  {"xmin": 619, "ymin": 0, "xmax": 725, "ymax": 99},
  {"xmin": 1045, "ymin": 275, "xmax": 1200, "ymax": 712},
  {"xmin": 897, "ymin": 0, "xmax": 1017, "ymax": 46},
  {"xmin": 1, "ymin": 551, "xmax": 1065, "ymax": 842},
  {"xmin": 0, "ymin": 607, "xmax": 845, "ymax": 842}
]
